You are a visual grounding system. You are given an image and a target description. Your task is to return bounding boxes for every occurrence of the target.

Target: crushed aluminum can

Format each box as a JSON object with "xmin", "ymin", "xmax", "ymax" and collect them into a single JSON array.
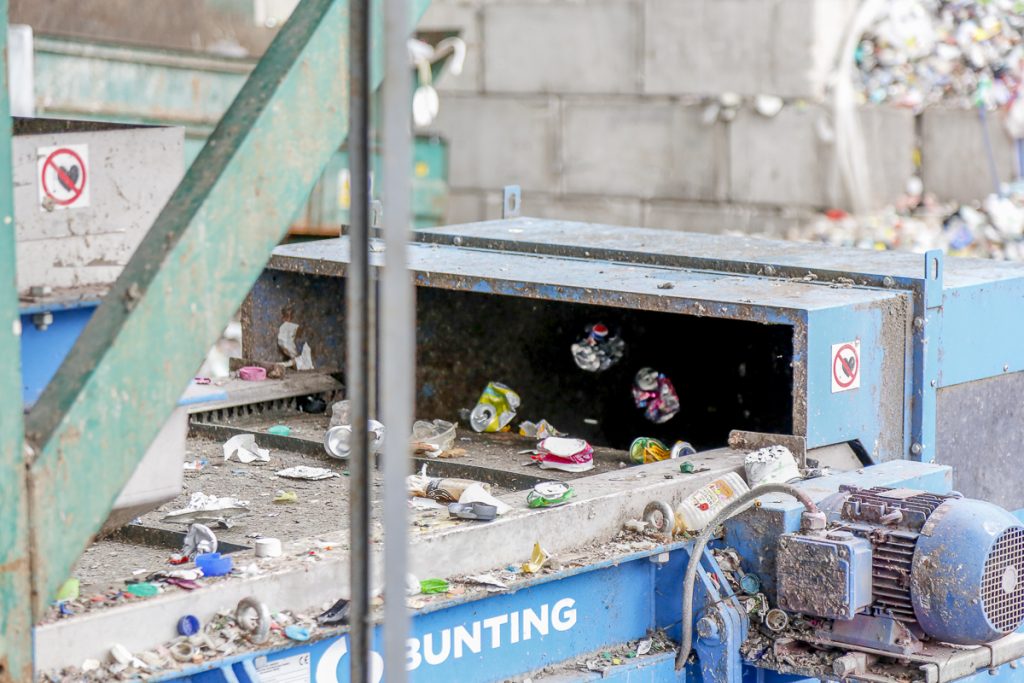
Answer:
[
  {"xmin": 447, "ymin": 501, "xmax": 498, "ymax": 521},
  {"xmin": 532, "ymin": 437, "xmax": 594, "ymax": 472},
  {"xmin": 518, "ymin": 419, "xmax": 563, "ymax": 439},
  {"xmin": 631, "ymin": 438, "xmax": 695, "ymax": 464},
  {"xmin": 570, "ymin": 323, "xmax": 625, "ymax": 372},
  {"xmin": 526, "ymin": 481, "xmax": 575, "ymax": 508},
  {"xmin": 630, "ymin": 437, "xmax": 670, "ymax": 464},
  {"xmin": 671, "ymin": 441, "xmax": 697, "ymax": 459},
  {"xmin": 324, "ymin": 420, "xmax": 385, "ymax": 459},
  {"xmin": 632, "ymin": 368, "xmax": 680, "ymax": 424},
  {"xmin": 469, "ymin": 382, "xmax": 521, "ymax": 433}
]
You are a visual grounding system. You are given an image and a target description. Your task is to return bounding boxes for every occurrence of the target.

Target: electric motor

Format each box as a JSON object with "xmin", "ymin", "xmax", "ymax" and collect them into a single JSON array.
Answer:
[{"xmin": 776, "ymin": 486, "xmax": 1024, "ymax": 646}]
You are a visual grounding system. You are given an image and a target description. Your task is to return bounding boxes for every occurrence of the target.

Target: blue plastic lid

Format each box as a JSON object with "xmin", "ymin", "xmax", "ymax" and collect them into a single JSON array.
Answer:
[
  {"xmin": 177, "ymin": 614, "xmax": 201, "ymax": 636},
  {"xmin": 195, "ymin": 552, "xmax": 233, "ymax": 577}
]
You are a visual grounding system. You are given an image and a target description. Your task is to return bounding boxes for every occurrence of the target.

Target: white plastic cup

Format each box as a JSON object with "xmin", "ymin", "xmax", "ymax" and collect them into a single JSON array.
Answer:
[
  {"xmin": 254, "ymin": 537, "xmax": 283, "ymax": 558},
  {"xmin": 744, "ymin": 445, "xmax": 801, "ymax": 486}
]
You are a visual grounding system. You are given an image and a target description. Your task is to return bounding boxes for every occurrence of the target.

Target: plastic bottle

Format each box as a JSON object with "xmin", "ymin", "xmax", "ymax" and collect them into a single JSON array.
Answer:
[{"xmin": 673, "ymin": 472, "xmax": 750, "ymax": 534}]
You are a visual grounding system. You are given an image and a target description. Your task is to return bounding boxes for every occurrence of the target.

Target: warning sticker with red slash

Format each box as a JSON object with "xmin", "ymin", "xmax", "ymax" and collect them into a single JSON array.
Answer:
[
  {"xmin": 38, "ymin": 144, "xmax": 90, "ymax": 210},
  {"xmin": 831, "ymin": 340, "xmax": 861, "ymax": 393}
]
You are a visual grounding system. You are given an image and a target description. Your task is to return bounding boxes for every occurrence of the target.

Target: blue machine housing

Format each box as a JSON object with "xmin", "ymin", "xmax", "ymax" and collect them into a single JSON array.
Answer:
[
  {"xmin": 912, "ymin": 498, "xmax": 1024, "ymax": 645},
  {"xmin": 250, "ymin": 221, "xmax": 1024, "ymax": 511},
  {"xmin": 19, "ymin": 296, "xmax": 100, "ymax": 407}
]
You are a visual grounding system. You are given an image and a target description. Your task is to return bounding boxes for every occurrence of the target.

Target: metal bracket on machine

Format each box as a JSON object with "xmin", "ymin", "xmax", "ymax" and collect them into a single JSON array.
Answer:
[
  {"xmin": 502, "ymin": 184, "xmax": 522, "ymax": 218},
  {"xmin": 691, "ymin": 548, "xmax": 748, "ymax": 683},
  {"xmin": 923, "ymin": 249, "xmax": 943, "ymax": 310},
  {"xmin": 370, "ymin": 199, "xmax": 383, "ymax": 228}
]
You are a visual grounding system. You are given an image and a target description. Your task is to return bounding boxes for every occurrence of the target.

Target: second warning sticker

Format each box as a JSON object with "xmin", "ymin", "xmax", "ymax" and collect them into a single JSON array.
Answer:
[
  {"xmin": 831, "ymin": 340, "xmax": 861, "ymax": 393},
  {"xmin": 38, "ymin": 144, "xmax": 90, "ymax": 211}
]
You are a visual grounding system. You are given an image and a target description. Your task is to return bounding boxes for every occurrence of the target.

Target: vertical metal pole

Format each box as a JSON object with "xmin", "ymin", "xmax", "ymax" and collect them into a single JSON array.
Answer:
[
  {"xmin": 348, "ymin": 0, "xmax": 372, "ymax": 677},
  {"xmin": 0, "ymin": 3, "xmax": 35, "ymax": 680},
  {"xmin": 381, "ymin": 0, "xmax": 412, "ymax": 677}
]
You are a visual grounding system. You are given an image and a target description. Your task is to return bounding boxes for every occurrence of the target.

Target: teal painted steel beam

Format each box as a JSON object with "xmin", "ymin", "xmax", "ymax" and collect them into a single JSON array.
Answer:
[
  {"xmin": 0, "ymin": 0, "xmax": 35, "ymax": 678},
  {"xmin": 24, "ymin": 0, "xmax": 429, "ymax": 618}
]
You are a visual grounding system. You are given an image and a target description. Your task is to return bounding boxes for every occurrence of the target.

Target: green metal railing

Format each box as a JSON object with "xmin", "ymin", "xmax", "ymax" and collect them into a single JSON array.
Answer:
[
  {"xmin": 0, "ymin": 3, "xmax": 34, "ymax": 678},
  {"xmin": 0, "ymin": 0, "xmax": 428, "ymax": 674},
  {"xmin": 33, "ymin": 31, "xmax": 450, "ymax": 229}
]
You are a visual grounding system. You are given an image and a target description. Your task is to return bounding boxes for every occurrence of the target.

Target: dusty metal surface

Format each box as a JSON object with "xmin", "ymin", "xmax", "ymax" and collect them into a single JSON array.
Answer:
[
  {"xmin": 40, "ymin": 450, "xmax": 745, "ymax": 671},
  {"xmin": 191, "ymin": 407, "xmax": 631, "ymax": 486},
  {"xmin": 69, "ymin": 408, "xmax": 634, "ymax": 596},
  {"xmin": 419, "ymin": 218, "xmax": 1024, "ymax": 288},
  {"xmin": 12, "ymin": 122, "xmax": 184, "ymax": 295},
  {"xmin": 267, "ymin": 237, "xmax": 906, "ymax": 313},
  {"xmin": 935, "ymin": 372, "xmax": 1024, "ymax": 510}
]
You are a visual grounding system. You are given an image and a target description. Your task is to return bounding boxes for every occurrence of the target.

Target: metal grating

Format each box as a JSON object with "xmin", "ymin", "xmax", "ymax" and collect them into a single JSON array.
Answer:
[
  {"xmin": 841, "ymin": 486, "xmax": 951, "ymax": 530},
  {"xmin": 870, "ymin": 535, "xmax": 917, "ymax": 622},
  {"xmin": 982, "ymin": 527, "xmax": 1024, "ymax": 633},
  {"xmin": 840, "ymin": 486, "xmax": 956, "ymax": 625}
]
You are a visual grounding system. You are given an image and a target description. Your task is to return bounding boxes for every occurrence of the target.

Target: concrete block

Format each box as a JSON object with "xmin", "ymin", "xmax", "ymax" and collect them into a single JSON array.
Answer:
[
  {"xmin": 823, "ymin": 106, "xmax": 917, "ymax": 209},
  {"xmin": 417, "ymin": 0, "xmax": 482, "ymax": 93},
  {"xmin": 482, "ymin": 1, "xmax": 640, "ymax": 94},
  {"xmin": 731, "ymin": 104, "xmax": 916, "ymax": 210},
  {"xmin": 527, "ymin": 192, "xmax": 644, "ymax": 226},
  {"xmin": 426, "ymin": 94, "xmax": 557, "ymax": 193},
  {"xmin": 729, "ymin": 106, "xmax": 824, "ymax": 207},
  {"xmin": 643, "ymin": 200, "xmax": 812, "ymax": 237},
  {"xmin": 563, "ymin": 100, "xmax": 728, "ymax": 201},
  {"xmin": 921, "ymin": 107, "xmax": 1017, "ymax": 204},
  {"xmin": 643, "ymin": 0, "xmax": 856, "ymax": 99},
  {"xmin": 728, "ymin": 105, "xmax": 832, "ymax": 207},
  {"xmin": 444, "ymin": 189, "xmax": 486, "ymax": 225},
  {"xmin": 773, "ymin": 0, "xmax": 858, "ymax": 99},
  {"xmin": 644, "ymin": 0, "xmax": 771, "ymax": 96}
]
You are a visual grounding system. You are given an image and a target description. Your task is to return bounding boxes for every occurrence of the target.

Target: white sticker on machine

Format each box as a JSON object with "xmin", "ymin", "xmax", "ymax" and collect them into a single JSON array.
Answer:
[
  {"xmin": 254, "ymin": 653, "xmax": 310, "ymax": 683},
  {"xmin": 831, "ymin": 340, "xmax": 861, "ymax": 393}
]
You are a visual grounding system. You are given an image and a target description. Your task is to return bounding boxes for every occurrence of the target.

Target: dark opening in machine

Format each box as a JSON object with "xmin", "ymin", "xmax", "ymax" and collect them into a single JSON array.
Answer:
[
  {"xmin": 244, "ymin": 272, "xmax": 796, "ymax": 452},
  {"xmin": 415, "ymin": 289, "xmax": 793, "ymax": 451}
]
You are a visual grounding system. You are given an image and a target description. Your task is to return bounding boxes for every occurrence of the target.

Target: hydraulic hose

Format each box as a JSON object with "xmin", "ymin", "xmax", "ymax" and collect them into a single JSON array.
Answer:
[{"xmin": 674, "ymin": 483, "xmax": 820, "ymax": 670}]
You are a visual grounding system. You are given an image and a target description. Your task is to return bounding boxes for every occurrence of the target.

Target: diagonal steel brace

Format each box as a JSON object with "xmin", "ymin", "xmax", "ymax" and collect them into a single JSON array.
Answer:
[{"xmin": 22, "ymin": 0, "xmax": 428, "ymax": 619}]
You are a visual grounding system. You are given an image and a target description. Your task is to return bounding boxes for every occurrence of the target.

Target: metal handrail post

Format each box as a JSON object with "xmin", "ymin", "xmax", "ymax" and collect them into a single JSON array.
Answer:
[
  {"xmin": 381, "ymin": 0, "xmax": 413, "ymax": 677},
  {"xmin": 0, "ymin": 1, "xmax": 35, "ymax": 678}
]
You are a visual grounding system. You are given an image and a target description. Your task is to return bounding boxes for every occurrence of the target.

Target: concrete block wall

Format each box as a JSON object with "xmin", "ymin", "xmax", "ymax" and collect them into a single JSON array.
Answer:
[{"xmin": 419, "ymin": 0, "xmax": 1009, "ymax": 233}]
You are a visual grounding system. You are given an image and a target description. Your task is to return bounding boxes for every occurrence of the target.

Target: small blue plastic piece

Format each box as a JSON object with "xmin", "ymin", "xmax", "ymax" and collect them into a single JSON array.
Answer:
[
  {"xmin": 285, "ymin": 625, "xmax": 310, "ymax": 641},
  {"xmin": 177, "ymin": 614, "xmax": 200, "ymax": 636},
  {"xmin": 196, "ymin": 552, "xmax": 233, "ymax": 577}
]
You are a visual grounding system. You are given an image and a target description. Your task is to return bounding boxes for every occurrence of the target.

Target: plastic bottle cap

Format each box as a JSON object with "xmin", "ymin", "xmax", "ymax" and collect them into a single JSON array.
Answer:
[
  {"xmin": 238, "ymin": 366, "xmax": 267, "ymax": 381},
  {"xmin": 177, "ymin": 614, "xmax": 200, "ymax": 636},
  {"xmin": 740, "ymin": 573, "xmax": 762, "ymax": 595}
]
